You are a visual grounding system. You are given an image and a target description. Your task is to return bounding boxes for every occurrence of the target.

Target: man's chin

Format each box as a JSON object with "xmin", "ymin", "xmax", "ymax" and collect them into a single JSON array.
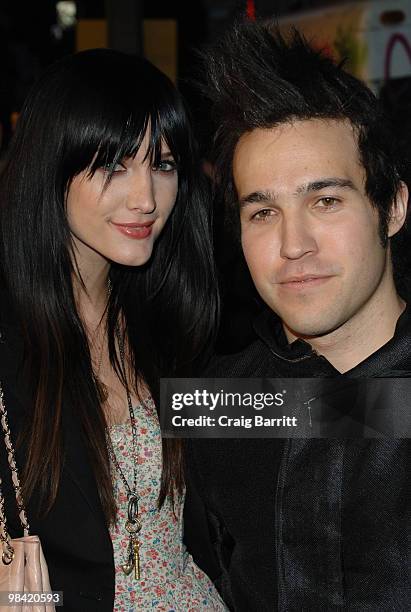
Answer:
[{"xmin": 282, "ymin": 318, "xmax": 343, "ymax": 341}]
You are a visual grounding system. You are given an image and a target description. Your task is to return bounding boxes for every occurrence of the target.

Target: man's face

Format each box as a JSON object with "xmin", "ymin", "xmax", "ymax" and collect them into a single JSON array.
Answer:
[{"xmin": 234, "ymin": 119, "xmax": 395, "ymax": 339}]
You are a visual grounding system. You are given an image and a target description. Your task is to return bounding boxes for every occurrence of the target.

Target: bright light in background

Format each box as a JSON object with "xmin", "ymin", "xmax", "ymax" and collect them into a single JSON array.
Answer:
[
  {"xmin": 246, "ymin": 0, "xmax": 255, "ymax": 21},
  {"xmin": 56, "ymin": 1, "xmax": 77, "ymax": 29}
]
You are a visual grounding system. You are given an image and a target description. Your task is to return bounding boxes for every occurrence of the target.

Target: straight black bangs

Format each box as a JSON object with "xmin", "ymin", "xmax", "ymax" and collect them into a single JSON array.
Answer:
[
  {"xmin": 87, "ymin": 103, "xmax": 185, "ymax": 189},
  {"xmin": 39, "ymin": 48, "xmax": 190, "ymax": 189}
]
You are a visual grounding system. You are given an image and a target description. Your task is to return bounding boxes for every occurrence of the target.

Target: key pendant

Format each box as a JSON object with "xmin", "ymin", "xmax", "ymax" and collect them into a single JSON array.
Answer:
[
  {"xmin": 121, "ymin": 554, "xmax": 134, "ymax": 576},
  {"xmin": 133, "ymin": 539, "xmax": 140, "ymax": 580},
  {"xmin": 121, "ymin": 558, "xmax": 134, "ymax": 576},
  {"xmin": 121, "ymin": 538, "xmax": 135, "ymax": 576},
  {"xmin": 121, "ymin": 496, "xmax": 142, "ymax": 578}
]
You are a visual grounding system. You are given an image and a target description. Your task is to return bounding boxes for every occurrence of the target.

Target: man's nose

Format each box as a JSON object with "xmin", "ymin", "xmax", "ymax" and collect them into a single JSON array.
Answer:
[
  {"xmin": 125, "ymin": 169, "xmax": 156, "ymax": 214},
  {"xmin": 279, "ymin": 214, "xmax": 317, "ymax": 260}
]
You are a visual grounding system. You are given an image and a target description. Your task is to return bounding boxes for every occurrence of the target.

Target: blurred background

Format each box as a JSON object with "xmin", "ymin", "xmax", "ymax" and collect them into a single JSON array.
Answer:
[
  {"xmin": 1, "ymin": 0, "xmax": 410, "ymax": 351},
  {"xmin": 1, "ymin": 1, "xmax": 411, "ymax": 155}
]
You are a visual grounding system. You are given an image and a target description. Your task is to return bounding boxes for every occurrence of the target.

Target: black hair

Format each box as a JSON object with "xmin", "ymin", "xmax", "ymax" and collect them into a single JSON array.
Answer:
[
  {"xmin": 200, "ymin": 20, "xmax": 405, "ymax": 247},
  {"xmin": 0, "ymin": 49, "xmax": 219, "ymax": 520}
]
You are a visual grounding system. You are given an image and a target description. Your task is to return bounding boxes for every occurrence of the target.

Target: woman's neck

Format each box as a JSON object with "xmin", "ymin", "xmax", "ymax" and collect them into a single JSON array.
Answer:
[
  {"xmin": 75, "ymin": 279, "xmax": 110, "ymax": 335},
  {"xmin": 71, "ymin": 238, "xmax": 111, "ymax": 330}
]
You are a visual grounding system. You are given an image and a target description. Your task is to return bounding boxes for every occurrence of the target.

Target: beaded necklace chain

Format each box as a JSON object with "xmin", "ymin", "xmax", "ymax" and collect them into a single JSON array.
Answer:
[
  {"xmin": 93, "ymin": 325, "xmax": 109, "ymax": 404},
  {"xmin": 105, "ymin": 326, "xmax": 142, "ymax": 579}
]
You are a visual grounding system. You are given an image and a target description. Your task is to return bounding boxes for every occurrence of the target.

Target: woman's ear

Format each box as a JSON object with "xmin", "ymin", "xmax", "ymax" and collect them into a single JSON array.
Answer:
[{"xmin": 388, "ymin": 180, "xmax": 409, "ymax": 237}]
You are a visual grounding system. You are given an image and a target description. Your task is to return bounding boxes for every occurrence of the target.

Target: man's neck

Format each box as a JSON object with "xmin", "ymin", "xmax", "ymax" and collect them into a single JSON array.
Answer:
[{"xmin": 284, "ymin": 274, "xmax": 406, "ymax": 373}]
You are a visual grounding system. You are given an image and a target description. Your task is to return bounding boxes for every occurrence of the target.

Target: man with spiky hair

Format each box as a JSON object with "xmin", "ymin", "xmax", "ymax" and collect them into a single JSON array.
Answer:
[{"xmin": 184, "ymin": 20, "xmax": 410, "ymax": 612}]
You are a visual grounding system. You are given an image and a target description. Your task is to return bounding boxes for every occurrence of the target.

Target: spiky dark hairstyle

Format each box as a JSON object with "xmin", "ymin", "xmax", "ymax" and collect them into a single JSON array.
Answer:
[{"xmin": 200, "ymin": 19, "xmax": 405, "ymax": 248}]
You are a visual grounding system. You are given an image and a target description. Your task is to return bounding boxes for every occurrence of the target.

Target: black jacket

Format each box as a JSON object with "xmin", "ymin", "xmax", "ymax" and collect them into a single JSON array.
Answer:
[
  {"xmin": 0, "ymin": 307, "xmax": 115, "ymax": 610},
  {"xmin": 184, "ymin": 307, "xmax": 411, "ymax": 611}
]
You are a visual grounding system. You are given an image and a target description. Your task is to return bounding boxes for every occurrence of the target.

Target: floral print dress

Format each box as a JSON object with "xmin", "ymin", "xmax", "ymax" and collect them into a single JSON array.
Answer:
[{"xmin": 107, "ymin": 397, "xmax": 227, "ymax": 611}]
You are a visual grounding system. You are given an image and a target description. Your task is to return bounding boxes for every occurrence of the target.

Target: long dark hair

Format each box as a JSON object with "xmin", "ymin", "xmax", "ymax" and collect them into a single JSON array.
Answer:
[{"xmin": 0, "ymin": 49, "xmax": 218, "ymax": 522}]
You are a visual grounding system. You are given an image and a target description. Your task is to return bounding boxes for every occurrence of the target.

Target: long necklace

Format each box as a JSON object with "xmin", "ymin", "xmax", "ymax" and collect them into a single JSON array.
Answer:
[
  {"xmin": 93, "ymin": 327, "xmax": 109, "ymax": 404},
  {"xmin": 105, "ymin": 327, "xmax": 142, "ymax": 579},
  {"xmin": 91, "ymin": 281, "xmax": 112, "ymax": 404}
]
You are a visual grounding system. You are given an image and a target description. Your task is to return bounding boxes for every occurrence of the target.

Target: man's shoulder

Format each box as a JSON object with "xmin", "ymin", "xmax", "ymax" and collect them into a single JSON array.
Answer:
[{"xmin": 203, "ymin": 338, "xmax": 273, "ymax": 377}]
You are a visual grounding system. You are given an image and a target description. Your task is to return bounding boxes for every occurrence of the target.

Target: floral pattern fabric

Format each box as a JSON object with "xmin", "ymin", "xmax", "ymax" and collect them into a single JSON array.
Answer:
[{"xmin": 108, "ymin": 397, "xmax": 227, "ymax": 611}]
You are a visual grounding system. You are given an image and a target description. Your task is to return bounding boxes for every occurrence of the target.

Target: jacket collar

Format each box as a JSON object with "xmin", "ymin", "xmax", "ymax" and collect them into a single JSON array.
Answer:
[
  {"xmin": 253, "ymin": 309, "xmax": 316, "ymax": 362},
  {"xmin": 253, "ymin": 303, "xmax": 411, "ymax": 377},
  {"xmin": 348, "ymin": 303, "xmax": 411, "ymax": 376}
]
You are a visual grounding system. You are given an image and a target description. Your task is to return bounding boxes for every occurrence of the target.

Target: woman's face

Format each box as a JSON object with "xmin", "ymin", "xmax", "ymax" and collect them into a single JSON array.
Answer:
[{"xmin": 66, "ymin": 130, "xmax": 178, "ymax": 269}]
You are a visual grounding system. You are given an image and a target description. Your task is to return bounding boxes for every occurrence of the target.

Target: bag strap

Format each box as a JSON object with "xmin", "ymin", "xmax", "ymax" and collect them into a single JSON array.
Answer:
[{"xmin": 0, "ymin": 383, "xmax": 30, "ymax": 564}]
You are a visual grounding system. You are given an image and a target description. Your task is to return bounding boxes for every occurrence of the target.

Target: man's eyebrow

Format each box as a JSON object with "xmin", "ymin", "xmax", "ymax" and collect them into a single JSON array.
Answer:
[
  {"xmin": 239, "ymin": 178, "xmax": 358, "ymax": 208},
  {"xmin": 239, "ymin": 190, "xmax": 277, "ymax": 208},
  {"xmin": 295, "ymin": 178, "xmax": 357, "ymax": 195}
]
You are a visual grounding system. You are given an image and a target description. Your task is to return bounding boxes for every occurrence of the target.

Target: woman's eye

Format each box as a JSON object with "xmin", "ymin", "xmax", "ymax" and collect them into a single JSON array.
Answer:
[
  {"xmin": 152, "ymin": 159, "xmax": 177, "ymax": 173},
  {"xmin": 102, "ymin": 162, "xmax": 126, "ymax": 174},
  {"xmin": 113, "ymin": 163, "xmax": 127, "ymax": 173}
]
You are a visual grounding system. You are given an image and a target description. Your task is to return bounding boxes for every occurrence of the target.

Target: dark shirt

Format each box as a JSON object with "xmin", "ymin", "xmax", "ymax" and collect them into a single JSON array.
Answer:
[
  {"xmin": 0, "ymin": 300, "xmax": 115, "ymax": 611},
  {"xmin": 184, "ymin": 307, "xmax": 411, "ymax": 611}
]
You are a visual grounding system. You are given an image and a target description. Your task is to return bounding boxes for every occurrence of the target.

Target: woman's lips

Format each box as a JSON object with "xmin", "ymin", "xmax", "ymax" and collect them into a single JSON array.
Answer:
[{"xmin": 111, "ymin": 220, "xmax": 154, "ymax": 240}]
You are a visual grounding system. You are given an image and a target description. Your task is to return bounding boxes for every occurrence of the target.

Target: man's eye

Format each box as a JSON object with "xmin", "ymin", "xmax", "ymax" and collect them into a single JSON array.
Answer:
[
  {"xmin": 251, "ymin": 208, "xmax": 275, "ymax": 221},
  {"xmin": 315, "ymin": 197, "xmax": 340, "ymax": 208},
  {"xmin": 152, "ymin": 159, "xmax": 177, "ymax": 173}
]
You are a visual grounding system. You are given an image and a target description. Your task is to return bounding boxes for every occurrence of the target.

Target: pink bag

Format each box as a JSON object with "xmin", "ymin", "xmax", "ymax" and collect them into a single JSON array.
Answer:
[{"xmin": 0, "ymin": 385, "xmax": 56, "ymax": 612}]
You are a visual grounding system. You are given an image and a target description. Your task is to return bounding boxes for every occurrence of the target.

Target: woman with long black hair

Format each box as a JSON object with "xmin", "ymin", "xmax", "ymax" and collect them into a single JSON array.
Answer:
[{"xmin": 0, "ymin": 49, "xmax": 225, "ymax": 610}]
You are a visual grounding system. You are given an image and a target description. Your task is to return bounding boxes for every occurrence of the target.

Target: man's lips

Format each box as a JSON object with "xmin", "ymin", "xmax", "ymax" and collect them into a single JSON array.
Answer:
[
  {"xmin": 111, "ymin": 220, "xmax": 155, "ymax": 239},
  {"xmin": 277, "ymin": 275, "xmax": 334, "ymax": 289}
]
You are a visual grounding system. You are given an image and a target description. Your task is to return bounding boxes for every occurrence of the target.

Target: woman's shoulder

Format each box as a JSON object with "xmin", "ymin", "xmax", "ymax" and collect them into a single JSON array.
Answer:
[
  {"xmin": 0, "ymin": 286, "xmax": 30, "ymax": 408},
  {"xmin": 0, "ymin": 284, "xmax": 20, "ymax": 333},
  {"xmin": 0, "ymin": 300, "xmax": 23, "ymax": 359}
]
